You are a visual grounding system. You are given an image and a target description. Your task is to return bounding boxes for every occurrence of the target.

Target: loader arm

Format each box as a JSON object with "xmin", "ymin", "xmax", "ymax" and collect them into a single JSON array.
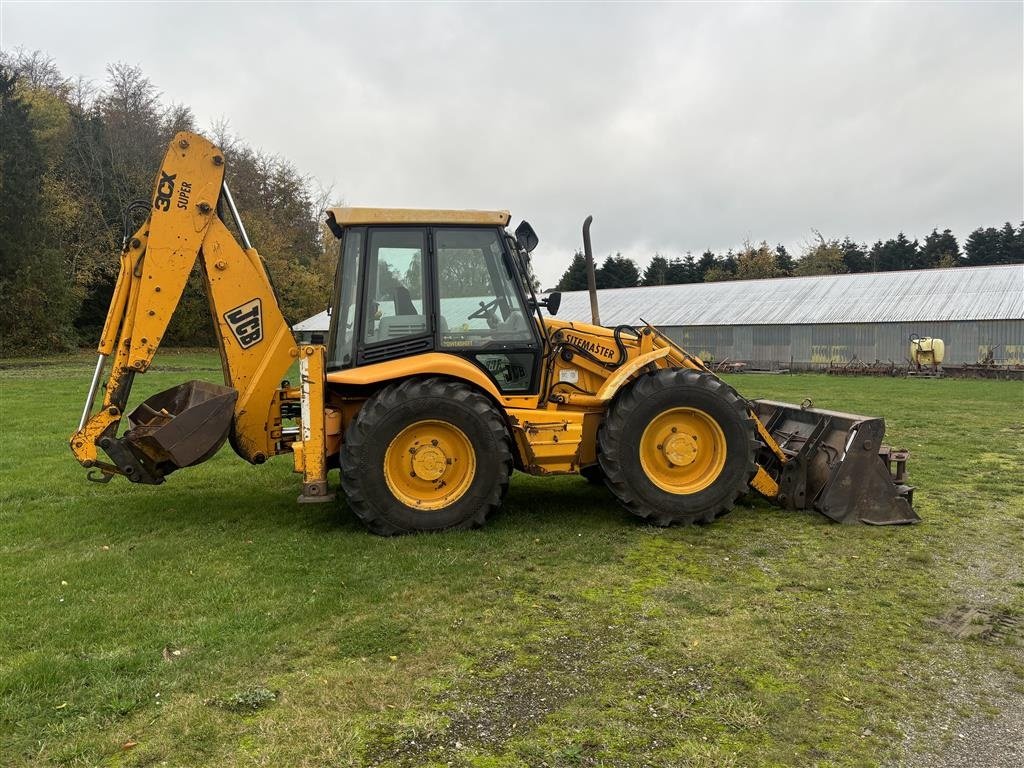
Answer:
[{"xmin": 70, "ymin": 132, "xmax": 301, "ymax": 485}]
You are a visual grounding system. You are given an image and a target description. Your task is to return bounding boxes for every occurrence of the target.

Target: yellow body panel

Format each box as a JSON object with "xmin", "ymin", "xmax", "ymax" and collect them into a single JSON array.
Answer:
[
  {"xmin": 327, "ymin": 207, "xmax": 510, "ymax": 227},
  {"xmin": 506, "ymin": 409, "xmax": 587, "ymax": 474}
]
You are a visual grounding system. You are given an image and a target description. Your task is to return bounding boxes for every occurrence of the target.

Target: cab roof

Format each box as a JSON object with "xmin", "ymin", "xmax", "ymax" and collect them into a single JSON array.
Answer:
[{"xmin": 326, "ymin": 206, "xmax": 511, "ymax": 235}]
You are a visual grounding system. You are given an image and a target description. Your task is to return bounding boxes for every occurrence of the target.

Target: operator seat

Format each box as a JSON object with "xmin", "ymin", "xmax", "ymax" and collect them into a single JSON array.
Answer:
[
  {"xmin": 377, "ymin": 284, "xmax": 426, "ymax": 340},
  {"xmin": 393, "ymin": 285, "xmax": 418, "ymax": 316}
]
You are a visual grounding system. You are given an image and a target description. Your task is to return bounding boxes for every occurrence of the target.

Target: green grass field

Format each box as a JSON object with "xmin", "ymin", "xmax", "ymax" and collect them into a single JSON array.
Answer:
[{"xmin": 1, "ymin": 351, "xmax": 1022, "ymax": 767}]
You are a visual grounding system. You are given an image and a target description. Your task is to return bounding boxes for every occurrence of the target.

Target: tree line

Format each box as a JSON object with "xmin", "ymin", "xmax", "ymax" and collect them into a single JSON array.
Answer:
[
  {"xmin": 555, "ymin": 225, "xmax": 1024, "ymax": 292},
  {"xmin": 0, "ymin": 50, "xmax": 334, "ymax": 355}
]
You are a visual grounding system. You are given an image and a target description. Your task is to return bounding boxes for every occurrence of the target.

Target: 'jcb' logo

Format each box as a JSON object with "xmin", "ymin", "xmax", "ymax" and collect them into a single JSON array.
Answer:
[
  {"xmin": 153, "ymin": 171, "xmax": 177, "ymax": 211},
  {"xmin": 225, "ymin": 299, "xmax": 263, "ymax": 349}
]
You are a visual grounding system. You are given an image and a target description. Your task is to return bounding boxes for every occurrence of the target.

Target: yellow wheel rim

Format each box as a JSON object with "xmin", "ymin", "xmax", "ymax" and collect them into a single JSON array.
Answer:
[
  {"xmin": 639, "ymin": 407, "xmax": 727, "ymax": 494},
  {"xmin": 383, "ymin": 420, "xmax": 476, "ymax": 510}
]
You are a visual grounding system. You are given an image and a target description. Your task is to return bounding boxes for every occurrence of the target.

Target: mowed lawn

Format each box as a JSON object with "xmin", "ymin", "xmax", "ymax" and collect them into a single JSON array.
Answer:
[{"xmin": 1, "ymin": 351, "xmax": 1021, "ymax": 768}]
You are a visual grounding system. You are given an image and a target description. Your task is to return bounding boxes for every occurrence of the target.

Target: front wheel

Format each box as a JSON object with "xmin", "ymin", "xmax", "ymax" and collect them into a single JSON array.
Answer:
[
  {"xmin": 598, "ymin": 370, "xmax": 757, "ymax": 526},
  {"xmin": 339, "ymin": 377, "xmax": 512, "ymax": 535}
]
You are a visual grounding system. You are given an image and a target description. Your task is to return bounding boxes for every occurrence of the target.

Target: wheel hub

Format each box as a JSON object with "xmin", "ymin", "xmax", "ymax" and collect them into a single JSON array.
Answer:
[
  {"xmin": 410, "ymin": 444, "xmax": 448, "ymax": 481},
  {"xmin": 662, "ymin": 433, "xmax": 698, "ymax": 466}
]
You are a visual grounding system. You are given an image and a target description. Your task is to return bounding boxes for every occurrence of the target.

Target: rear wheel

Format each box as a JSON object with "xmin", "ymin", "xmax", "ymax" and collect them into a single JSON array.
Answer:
[
  {"xmin": 598, "ymin": 369, "xmax": 757, "ymax": 525},
  {"xmin": 339, "ymin": 377, "xmax": 512, "ymax": 535}
]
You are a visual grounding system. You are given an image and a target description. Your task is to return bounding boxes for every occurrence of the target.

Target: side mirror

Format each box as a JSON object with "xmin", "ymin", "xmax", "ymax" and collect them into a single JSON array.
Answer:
[
  {"xmin": 515, "ymin": 220, "xmax": 539, "ymax": 253},
  {"xmin": 534, "ymin": 291, "xmax": 561, "ymax": 316}
]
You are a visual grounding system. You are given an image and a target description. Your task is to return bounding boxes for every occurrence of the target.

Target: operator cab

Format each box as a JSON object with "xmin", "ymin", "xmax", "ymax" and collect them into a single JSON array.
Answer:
[{"xmin": 325, "ymin": 207, "xmax": 544, "ymax": 394}]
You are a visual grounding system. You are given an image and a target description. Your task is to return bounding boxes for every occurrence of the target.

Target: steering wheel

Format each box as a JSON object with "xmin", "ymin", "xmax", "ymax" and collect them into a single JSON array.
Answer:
[{"xmin": 468, "ymin": 298, "xmax": 501, "ymax": 329}]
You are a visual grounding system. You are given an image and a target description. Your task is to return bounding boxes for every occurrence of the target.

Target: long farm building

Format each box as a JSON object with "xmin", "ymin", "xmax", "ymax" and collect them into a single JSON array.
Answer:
[{"xmin": 554, "ymin": 265, "xmax": 1024, "ymax": 369}]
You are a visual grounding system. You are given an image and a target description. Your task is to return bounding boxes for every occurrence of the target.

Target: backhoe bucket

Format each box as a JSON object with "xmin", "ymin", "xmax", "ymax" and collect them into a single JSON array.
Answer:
[
  {"xmin": 753, "ymin": 400, "xmax": 918, "ymax": 525},
  {"xmin": 124, "ymin": 380, "xmax": 237, "ymax": 472}
]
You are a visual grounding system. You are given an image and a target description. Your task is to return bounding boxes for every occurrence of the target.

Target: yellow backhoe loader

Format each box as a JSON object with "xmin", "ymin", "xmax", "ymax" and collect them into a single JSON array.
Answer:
[{"xmin": 70, "ymin": 133, "xmax": 918, "ymax": 534}]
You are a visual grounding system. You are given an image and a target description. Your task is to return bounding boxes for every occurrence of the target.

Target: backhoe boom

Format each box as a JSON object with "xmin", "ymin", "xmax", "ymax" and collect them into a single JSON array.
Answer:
[{"xmin": 70, "ymin": 132, "xmax": 310, "ymax": 487}]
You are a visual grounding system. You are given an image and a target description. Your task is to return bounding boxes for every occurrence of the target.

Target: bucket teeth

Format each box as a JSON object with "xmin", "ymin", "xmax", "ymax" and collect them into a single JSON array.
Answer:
[{"xmin": 753, "ymin": 399, "xmax": 919, "ymax": 525}]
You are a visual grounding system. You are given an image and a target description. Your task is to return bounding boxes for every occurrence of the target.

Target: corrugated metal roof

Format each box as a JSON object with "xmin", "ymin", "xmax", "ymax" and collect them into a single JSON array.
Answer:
[
  {"xmin": 552, "ymin": 264, "xmax": 1024, "ymax": 326},
  {"xmin": 294, "ymin": 310, "xmax": 329, "ymax": 332}
]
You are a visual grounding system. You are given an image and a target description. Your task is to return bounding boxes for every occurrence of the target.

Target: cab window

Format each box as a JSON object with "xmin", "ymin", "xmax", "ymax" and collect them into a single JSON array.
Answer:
[
  {"xmin": 362, "ymin": 228, "xmax": 428, "ymax": 346},
  {"xmin": 435, "ymin": 228, "xmax": 533, "ymax": 350},
  {"xmin": 329, "ymin": 228, "xmax": 363, "ymax": 367}
]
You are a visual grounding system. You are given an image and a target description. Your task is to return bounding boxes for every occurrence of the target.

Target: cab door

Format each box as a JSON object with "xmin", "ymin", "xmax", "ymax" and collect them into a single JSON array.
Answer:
[
  {"xmin": 356, "ymin": 227, "xmax": 433, "ymax": 365},
  {"xmin": 432, "ymin": 226, "xmax": 542, "ymax": 394}
]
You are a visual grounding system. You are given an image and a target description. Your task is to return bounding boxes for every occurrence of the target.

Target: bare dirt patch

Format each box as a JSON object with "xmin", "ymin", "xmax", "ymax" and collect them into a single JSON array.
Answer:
[
  {"xmin": 898, "ymin": 660, "xmax": 1024, "ymax": 768},
  {"xmin": 363, "ymin": 634, "xmax": 597, "ymax": 767}
]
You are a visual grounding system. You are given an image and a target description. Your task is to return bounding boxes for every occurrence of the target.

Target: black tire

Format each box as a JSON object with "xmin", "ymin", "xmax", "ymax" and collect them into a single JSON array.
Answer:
[
  {"xmin": 339, "ymin": 377, "xmax": 512, "ymax": 536},
  {"xmin": 580, "ymin": 464, "xmax": 605, "ymax": 485},
  {"xmin": 598, "ymin": 369, "xmax": 757, "ymax": 526}
]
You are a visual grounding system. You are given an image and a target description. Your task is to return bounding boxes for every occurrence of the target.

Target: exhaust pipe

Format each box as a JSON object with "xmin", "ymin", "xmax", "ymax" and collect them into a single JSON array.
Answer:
[{"xmin": 582, "ymin": 215, "xmax": 601, "ymax": 326}]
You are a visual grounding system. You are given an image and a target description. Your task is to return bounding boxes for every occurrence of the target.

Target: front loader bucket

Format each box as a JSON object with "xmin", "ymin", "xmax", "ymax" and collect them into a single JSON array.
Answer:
[
  {"xmin": 753, "ymin": 400, "xmax": 919, "ymax": 525},
  {"xmin": 124, "ymin": 380, "xmax": 238, "ymax": 471}
]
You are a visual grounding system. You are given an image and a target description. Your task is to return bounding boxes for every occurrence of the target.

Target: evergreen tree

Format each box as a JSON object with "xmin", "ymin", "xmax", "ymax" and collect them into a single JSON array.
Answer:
[
  {"xmin": 555, "ymin": 251, "xmax": 589, "ymax": 291},
  {"xmin": 868, "ymin": 233, "xmax": 919, "ymax": 271},
  {"xmin": 0, "ymin": 70, "xmax": 45, "ymax": 278},
  {"xmin": 595, "ymin": 253, "xmax": 640, "ymax": 288},
  {"xmin": 666, "ymin": 255, "xmax": 695, "ymax": 284},
  {"xmin": 642, "ymin": 254, "xmax": 670, "ymax": 286},
  {"xmin": 920, "ymin": 228, "xmax": 961, "ymax": 268},
  {"xmin": 839, "ymin": 237, "xmax": 870, "ymax": 273},
  {"xmin": 963, "ymin": 227, "xmax": 1002, "ymax": 266},
  {"xmin": 0, "ymin": 68, "xmax": 71, "ymax": 353},
  {"xmin": 681, "ymin": 254, "xmax": 699, "ymax": 283},
  {"xmin": 774, "ymin": 244, "xmax": 795, "ymax": 275},
  {"xmin": 695, "ymin": 250, "xmax": 717, "ymax": 282},
  {"xmin": 719, "ymin": 250, "xmax": 738, "ymax": 277},
  {"xmin": 998, "ymin": 222, "xmax": 1024, "ymax": 264}
]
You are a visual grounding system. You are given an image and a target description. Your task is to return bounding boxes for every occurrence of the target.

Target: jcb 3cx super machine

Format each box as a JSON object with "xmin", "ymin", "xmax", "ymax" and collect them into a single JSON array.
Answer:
[{"xmin": 71, "ymin": 133, "xmax": 918, "ymax": 534}]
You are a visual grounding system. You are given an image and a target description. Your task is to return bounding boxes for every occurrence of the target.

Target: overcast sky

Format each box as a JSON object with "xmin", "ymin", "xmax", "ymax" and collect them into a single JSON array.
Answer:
[{"xmin": 3, "ymin": 1, "xmax": 1022, "ymax": 287}]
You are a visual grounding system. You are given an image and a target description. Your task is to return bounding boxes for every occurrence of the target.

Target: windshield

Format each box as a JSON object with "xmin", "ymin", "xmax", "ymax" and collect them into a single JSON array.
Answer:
[{"xmin": 435, "ymin": 228, "xmax": 533, "ymax": 350}]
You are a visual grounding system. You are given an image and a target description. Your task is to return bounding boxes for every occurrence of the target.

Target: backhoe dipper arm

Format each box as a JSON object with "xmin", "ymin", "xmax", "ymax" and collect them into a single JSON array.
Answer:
[{"xmin": 70, "ymin": 132, "xmax": 299, "ymax": 483}]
